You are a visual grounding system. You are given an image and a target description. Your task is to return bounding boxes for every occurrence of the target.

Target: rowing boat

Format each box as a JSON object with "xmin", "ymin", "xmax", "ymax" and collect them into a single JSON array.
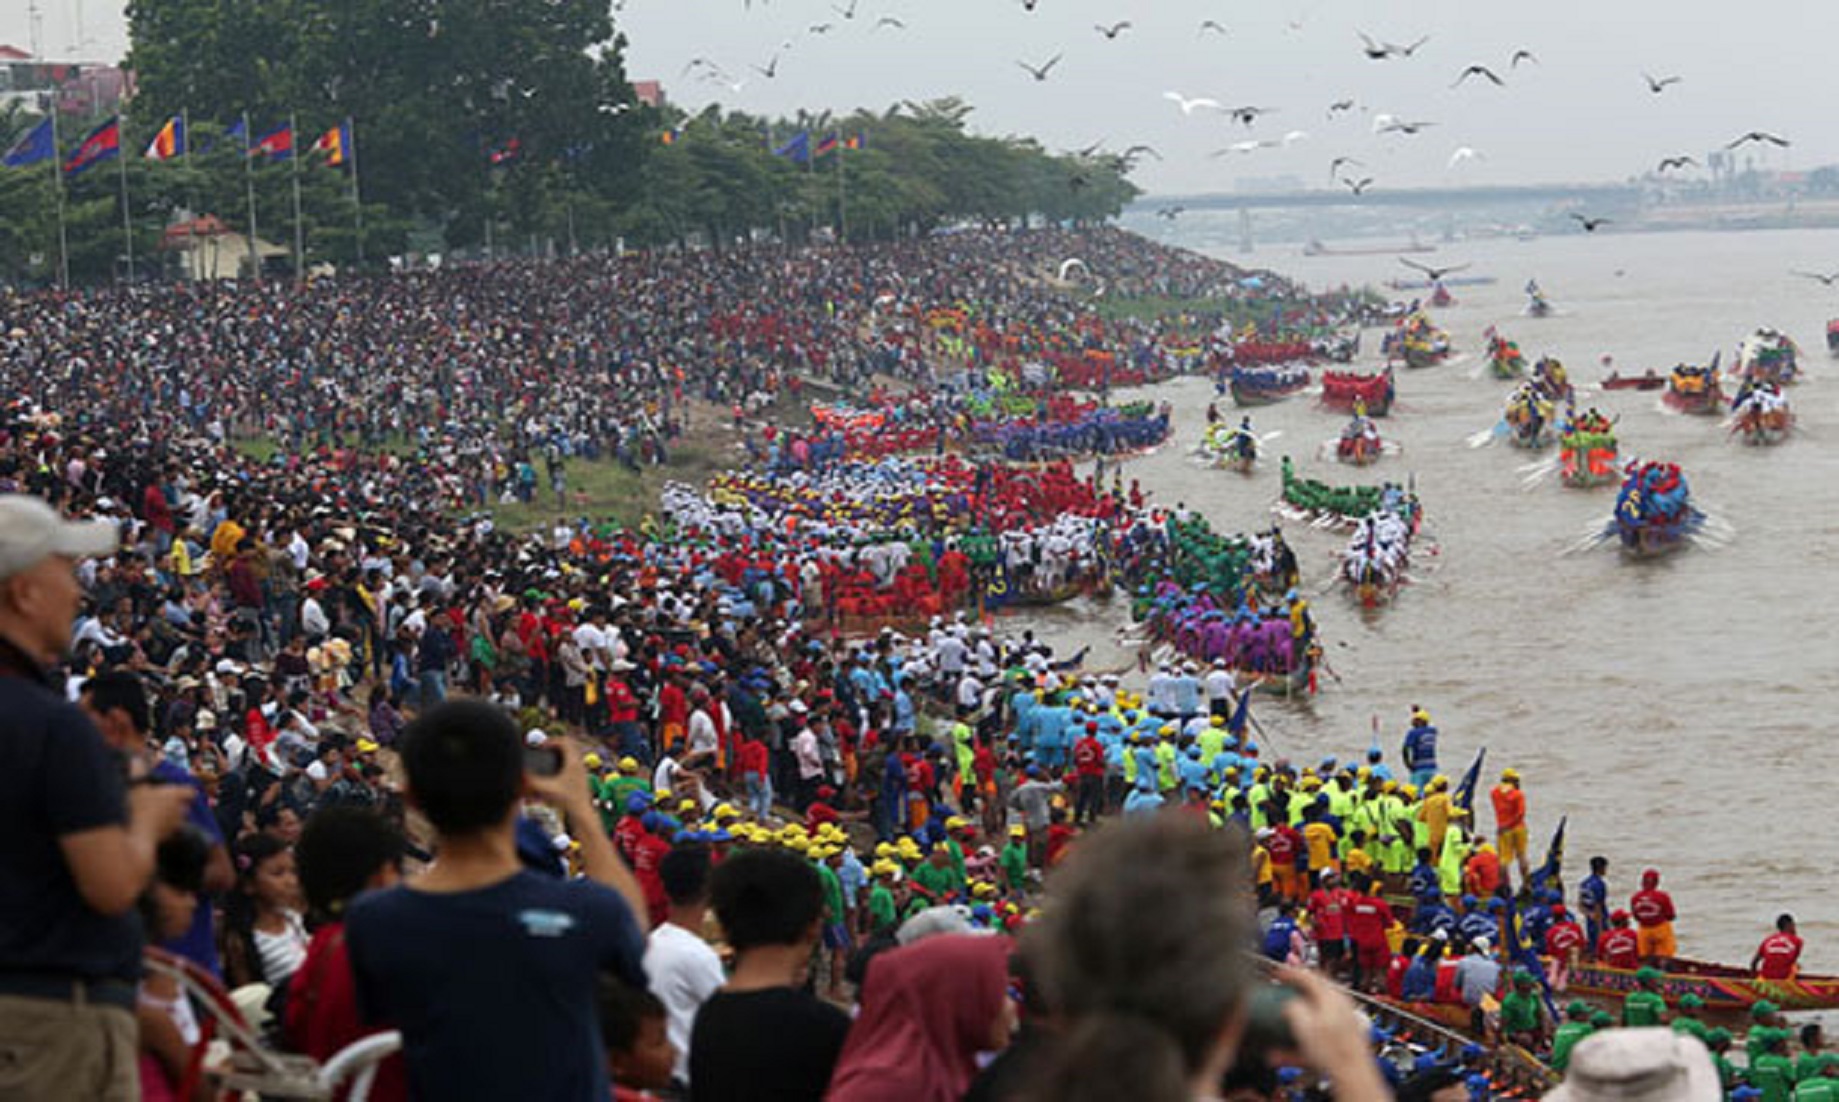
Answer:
[{"xmin": 1566, "ymin": 958, "xmax": 1839, "ymax": 1017}]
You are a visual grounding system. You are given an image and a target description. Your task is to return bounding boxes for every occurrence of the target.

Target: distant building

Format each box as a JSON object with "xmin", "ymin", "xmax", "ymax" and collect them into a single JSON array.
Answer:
[
  {"xmin": 160, "ymin": 216, "xmax": 289, "ymax": 281},
  {"xmin": 631, "ymin": 80, "xmax": 662, "ymax": 107},
  {"xmin": 0, "ymin": 46, "xmax": 133, "ymax": 116}
]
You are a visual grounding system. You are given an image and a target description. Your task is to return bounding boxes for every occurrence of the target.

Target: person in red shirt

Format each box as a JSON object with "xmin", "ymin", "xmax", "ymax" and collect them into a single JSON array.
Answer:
[
  {"xmin": 1545, "ymin": 903, "xmax": 1588, "ymax": 989},
  {"xmin": 1597, "ymin": 910, "xmax": 1641, "ymax": 970},
  {"xmin": 1463, "ymin": 843, "xmax": 1503, "ymax": 899},
  {"xmin": 737, "ymin": 734, "xmax": 772, "ymax": 821},
  {"xmin": 1343, "ymin": 871, "xmax": 1396, "ymax": 992},
  {"xmin": 656, "ymin": 672, "xmax": 688, "ymax": 756},
  {"xmin": 1071, "ymin": 723, "xmax": 1107, "ymax": 825},
  {"xmin": 1752, "ymin": 914, "xmax": 1805, "ymax": 980},
  {"xmin": 1263, "ymin": 820, "xmax": 1305, "ymax": 903},
  {"xmin": 629, "ymin": 814, "xmax": 672, "ymax": 930},
  {"xmin": 1307, "ymin": 870, "xmax": 1350, "ymax": 979},
  {"xmin": 1044, "ymin": 811, "xmax": 1076, "ymax": 868},
  {"xmin": 1629, "ymin": 867, "xmax": 1678, "ymax": 963}
]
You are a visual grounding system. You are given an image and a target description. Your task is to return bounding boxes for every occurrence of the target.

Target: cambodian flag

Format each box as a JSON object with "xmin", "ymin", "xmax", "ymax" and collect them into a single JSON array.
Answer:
[{"xmin": 64, "ymin": 116, "xmax": 121, "ymax": 178}]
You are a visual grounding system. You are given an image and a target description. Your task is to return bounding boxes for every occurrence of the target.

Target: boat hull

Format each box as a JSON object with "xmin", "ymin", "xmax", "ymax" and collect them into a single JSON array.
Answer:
[
  {"xmin": 1663, "ymin": 389, "xmax": 1723, "ymax": 415},
  {"xmin": 1320, "ymin": 370, "xmax": 1395, "ymax": 416},
  {"xmin": 1601, "ymin": 374, "xmax": 1665, "ymax": 391},
  {"xmin": 1567, "ymin": 958, "xmax": 1839, "ymax": 1017}
]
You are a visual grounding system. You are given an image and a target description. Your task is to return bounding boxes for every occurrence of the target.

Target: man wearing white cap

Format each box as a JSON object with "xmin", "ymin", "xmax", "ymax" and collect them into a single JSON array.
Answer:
[{"xmin": 0, "ymin": 495, "xmax": 193, "ymax": 1099}]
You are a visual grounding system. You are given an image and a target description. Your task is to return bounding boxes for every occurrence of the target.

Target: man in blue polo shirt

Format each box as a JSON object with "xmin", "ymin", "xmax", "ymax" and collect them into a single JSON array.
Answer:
[{"xmin": 0, "ymin": 495, "xmax": 193, "ymax": 1100}]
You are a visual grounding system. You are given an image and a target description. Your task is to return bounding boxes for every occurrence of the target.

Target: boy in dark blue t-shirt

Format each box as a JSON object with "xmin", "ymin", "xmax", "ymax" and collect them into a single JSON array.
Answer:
[{"xmin": 346, "ymin": 700, "xmax": 650, "ymax": 1100}]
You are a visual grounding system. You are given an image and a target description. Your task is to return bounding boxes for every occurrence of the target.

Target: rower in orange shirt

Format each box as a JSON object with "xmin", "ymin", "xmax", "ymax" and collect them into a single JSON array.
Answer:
[{"xmin": 1490, "ymin": 768, "xmax": 1530, "ymax": 885}]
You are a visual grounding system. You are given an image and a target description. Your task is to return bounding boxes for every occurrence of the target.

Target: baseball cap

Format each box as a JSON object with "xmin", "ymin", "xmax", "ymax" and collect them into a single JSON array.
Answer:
[{"xmin": 0, "ymin": 496, "xmax": 119, "ymax": 580}]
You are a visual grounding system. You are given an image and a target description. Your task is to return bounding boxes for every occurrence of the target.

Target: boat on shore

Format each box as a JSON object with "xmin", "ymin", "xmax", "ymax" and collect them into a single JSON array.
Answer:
[
  {"xmin": 1229, "ymin": 363, "xmax": 1313, "ymax": 407},
  {"xmin": 1663, "ymin": 356, "xmax": 1725, "ymax": 415},
  {"xmin": 1566, "ymin": 957, "xmax": 1839, "ymax": 1018},
  {"xmin": 1320, "ymin": 368, "xmax": 1395, "ymax": 416}
]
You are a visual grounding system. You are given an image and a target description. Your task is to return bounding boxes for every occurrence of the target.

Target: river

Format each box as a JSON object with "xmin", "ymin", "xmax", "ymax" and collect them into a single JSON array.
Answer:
[{"xmin": 1014, "ymin": 227, "xmax": 1839, "ymax": 968}]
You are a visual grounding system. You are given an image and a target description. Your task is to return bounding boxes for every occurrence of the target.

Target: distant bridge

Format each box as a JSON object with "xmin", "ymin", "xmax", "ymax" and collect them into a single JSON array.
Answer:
[{"xmin": 1135, "ymin": 183, "xmax": 1643, "ymax": 212}]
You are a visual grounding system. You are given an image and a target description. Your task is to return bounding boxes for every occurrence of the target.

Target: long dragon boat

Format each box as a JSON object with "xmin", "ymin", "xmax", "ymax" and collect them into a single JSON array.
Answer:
[
  {"xmin": 1320, "ymin": 368, "xmax": 1395, "ymax": 416},
  {"xmin": 1608, "ymin": 460, "xmax": 1705, "ymax": 558},
  {"xmin": 1485, "ymin": 328, "xmax": 1528, "ymax": 379},
  {"xmin": 1736, "ymin": 328, "xmax": 1799, "ymax": 385},
  {"xmin": 1663, "ymin": 357, "xmax": 1725, "ymax": 415},
  {"xmin": 1558, "ymin": 409, "xmax": 1619, "ymax": 488},
  {"xmin": 1729, "ymin": 383, "xmax": 1793, "ymax": 446},
  {"xmin": 1229, "ymin": 362, "xmax": 1313, "ymax": 407},
  {"xmin": 1566, "ymin": 958, "xmax": 1839, "ymax": 1018}
]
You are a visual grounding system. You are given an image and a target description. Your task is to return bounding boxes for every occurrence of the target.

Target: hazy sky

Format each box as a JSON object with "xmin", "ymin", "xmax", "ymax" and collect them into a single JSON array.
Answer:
[{"xmin": 10, "ymin": 0, "xmax": 1827, "ymax": 195}]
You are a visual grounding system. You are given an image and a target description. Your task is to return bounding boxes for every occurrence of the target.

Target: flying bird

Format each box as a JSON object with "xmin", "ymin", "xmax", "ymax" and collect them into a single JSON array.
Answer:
[
  {"xmin": 1095, "ymin": 21, "xmax": 1132, "ymax": 39},
  {"xmin": 1327, "ymin": 99, "xmax": 1357, "ymax": 116},
  {"xmin": 1375, "ymin": 116, "xmax": 1436, "ymax": 135},
  {"xmin": 808, "ymin": 22, "xmax": 833, "ymax": 34},
  {"xmin": 832, "ymin": 0, "xmax": 859, "ymax": 17},
  {"xmin": 1452, "ymin": 64, "xmax": 1504, "ymax": 88},
  {"xmin": 1120, "ymin": 144, "xmax": 1162, "ymax": 162},
  {"xmin": 1727, "ymin": 131, "xmax": 1790, "ymax": 149},
  {"xmin": 1390, "ymin": 36, "xmax": 1431, "ymax": 57},
  {"xmin": 1345, "ymin": 176, "xmax": 1375, "ymax": 195},
  {"xmin": 1791, "ymin": 270, "xmax": 1839, "ymax": 286},
  {"xmin": 1017, "ymin": 54, "xmax": 1063, "ymax": 81},
  {"xmin": 874, "ymin": 15, "xmax": 905, "ymax": 30},
  {"xmin": 751, "ymin": 54, "xmax": 781, "ymax": 78},
  {"xmin": 1357, "ymin": 32, "xmax": 1391, "ymax": 59},
  {"xmin": 1021, "ymin": 0, "xmax": 1040, "ymax": 9},
  {"xmin": 1447, "ymin": 147, "xmax": 1483, "ymax": 168},
  {"xmin": 1656, "ymin": 155, "xmax": 1699, "ymax": 172},
  {"xmin": 1400, "ymin": 258, "xmax": 1471, "ymax": 281},
  {"xmin": 1164, "ymin": 91, "xmax": 1225, "ymax": 116},
  {"xmin": 1199, "ymin": 20, "xmax": 1229, "ymax": 36},
  {"xmin": 1155, "ymin": 206, "xmax": 1185, "ymax": 220},
  {"xmin": 1571, "ymin": 213, "xmax": 1611, "ymax": 232},
  {"xmin": 1642, "ymin": 72, "xmax": 1682, "ymax": 93},
  {"xmin": 1510, "ymin": 49, "xmax": 1538, "ymax": 68},
  {"xmin": 1229, "ymin": 106, "xmax": 1277, "ymax": 127},
  {"xmin": 1329, "ymin": 155, "xmax": 1364, "ymax": 181}
]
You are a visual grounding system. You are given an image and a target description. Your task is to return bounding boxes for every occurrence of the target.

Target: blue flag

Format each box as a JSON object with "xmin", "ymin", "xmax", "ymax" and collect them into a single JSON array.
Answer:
[
  {"xmin": 1451, "ymin": 746, "xmax": 1486, "ymax": 814},
  {"xmin": 773, "ymin": 130, "xmax": 811, "ymax": 165},
  {"xmin": 1225, "ymin": 689, "xmax": 1252, "ymax": 736},
  {"xmin": 1528, "ymin": 816, "xmax": 1566, "ymax": 892},
  {"xmin": 2, "ymin": 119, "xmax": 54, "ymax": 168},
  {"xmin": 198, "ymin": 119, "xmax": 247, "ymax": 156}
]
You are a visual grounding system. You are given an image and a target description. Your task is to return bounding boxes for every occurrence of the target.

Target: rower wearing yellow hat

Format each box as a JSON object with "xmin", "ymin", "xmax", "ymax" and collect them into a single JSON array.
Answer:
[{"xmin": 1491, "ymin": 767, "xmax": 1530, "ymax": 884}]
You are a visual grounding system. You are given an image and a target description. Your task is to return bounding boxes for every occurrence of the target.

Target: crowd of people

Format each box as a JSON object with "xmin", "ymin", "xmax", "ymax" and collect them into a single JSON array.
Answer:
[{"xmin": 0, "ymin": 224, "xmax": 1816, "ymax": 1102}]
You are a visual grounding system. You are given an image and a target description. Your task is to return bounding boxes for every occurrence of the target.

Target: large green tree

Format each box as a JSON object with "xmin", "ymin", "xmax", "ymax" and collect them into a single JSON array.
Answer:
[{"xmin": 126, "ymin": 0, "xmax": 648, "ymax": 247}]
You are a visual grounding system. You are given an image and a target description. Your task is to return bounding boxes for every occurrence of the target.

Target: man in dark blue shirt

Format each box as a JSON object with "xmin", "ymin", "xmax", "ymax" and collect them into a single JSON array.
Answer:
[
  {"xmin": 1578, "ymin": 855, "xmax": 1611, "ymax": 955},
  {"xmin": 0, "ymin": 495, "xmax": 192, "ymax": 1100},
  {"xmin": 347, "ymin": 699, "xmax": 649, "ymax": 1101}
]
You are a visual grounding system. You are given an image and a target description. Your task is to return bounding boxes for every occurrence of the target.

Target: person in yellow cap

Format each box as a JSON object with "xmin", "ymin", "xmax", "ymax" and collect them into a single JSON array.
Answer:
[
  {"xmin": 1000, "ymin": 825, "xmax": 1030, "ymax": 897},
  {"xmin": 1417, "ymin": 774, "xmax": 1453, "ymax": 857},
  {"xmin": 866, "ymin": 861, "xmax": 900, "ymax": 936},
  {"xmin": 1491, "ymin": 767, "xmax": 1530, "ymax": 885}
]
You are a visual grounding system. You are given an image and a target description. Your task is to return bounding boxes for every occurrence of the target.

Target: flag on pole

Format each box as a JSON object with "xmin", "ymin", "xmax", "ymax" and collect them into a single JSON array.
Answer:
[
  {"xmin": 63, "ymin": 116, "xmax": 121, "ymax": 177},
  {"xmin": 1225, "ymin": 689, "xmax": 1252, "ymax": 737},
  {"xmin": 250, "ymin": 123, "xmax": 293, "ymax": 160},
  {"xmin": 813, "ymin": 133, "xmax": 839, "ymax": 159},
  {"xmin": 659, "ymin": 127, "xmax": 682, "ymax": 146},
  {"xmin": 843, "ymin": 132, "xmax": 866, "ymax": 150},
  {"xmin": 1451, "ymin": 746, "xmax": 1487, "ymax": 814},
  {"xmin": 1528, "ymin": 816, "xmax": 1567, "ymax": 891},
  {"xmin": 1, "ymin": 119, "xmax": 54, "ymax": 167},
  {"xmin": 144, "ymin": 116, "xmax": 185, "ymax": 160},
  {"xmin": 310, "ymin": 121, "xmax": 350, "ymax": 167},
  {"xmin": 773, "ymin": 130, "xmax": 811, "ymax": 165}
]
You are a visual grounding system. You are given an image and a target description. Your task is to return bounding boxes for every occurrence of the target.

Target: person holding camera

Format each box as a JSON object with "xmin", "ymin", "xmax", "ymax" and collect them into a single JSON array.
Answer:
[
  {"xmin": 345, "ymin": 699, "xmax": 649, "ymax": 1100},
  {"xmin": 0, "ymin": 495, "xmax": 195, "ymax": 1100}
]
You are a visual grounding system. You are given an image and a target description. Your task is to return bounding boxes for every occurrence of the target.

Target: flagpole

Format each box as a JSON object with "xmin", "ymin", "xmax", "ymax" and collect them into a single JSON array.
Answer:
[
  {"xmin": 182, "ymin": 108, "xmax": 195, "ymax": 273},
  {"xmin": 289, "ymin": 112, "xmax": 304, "ymax": 282},
  {"xmin": 117, "ymin": 119, "xmax": 134, "ymax": 282},
  {"xmin": 836, "ymin": 135, "xmax": 847, "ymax": 243},
  {"xmin": 50, "ymin": 111, "xmax": 68, "ymax": 290},
  {"xmin": 347, "ymin": 116, "xmax": 364, "ymax": 266},
  {"xmin": 242, "ymin": 112, "xmax": 260, "ymax": 281}
]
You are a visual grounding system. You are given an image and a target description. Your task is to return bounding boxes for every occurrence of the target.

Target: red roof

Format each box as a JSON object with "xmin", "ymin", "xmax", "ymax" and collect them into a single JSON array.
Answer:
[
  {"xmin": 0, "ymin": 45, "xmax": 32, "ymax": 61},
  {"xmin": 632, "ymin": 80, "xmax": 661, "ymax": 107},
  {"xmin": 160, "ymin": 216, "xmax": 233, "ymax": 248}
]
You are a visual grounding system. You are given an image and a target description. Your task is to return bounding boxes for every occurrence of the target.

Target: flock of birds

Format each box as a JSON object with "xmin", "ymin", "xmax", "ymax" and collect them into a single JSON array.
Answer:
[{"xmin": 656, "ymin": 0, "xmax": 1797, "ymax": 221}]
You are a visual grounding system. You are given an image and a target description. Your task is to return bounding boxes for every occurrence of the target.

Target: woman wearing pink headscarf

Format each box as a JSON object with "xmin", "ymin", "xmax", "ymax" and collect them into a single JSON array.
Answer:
[{"xmin": 825, "ymin": 934, "xmax": 1017, "ymax": 1102}]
